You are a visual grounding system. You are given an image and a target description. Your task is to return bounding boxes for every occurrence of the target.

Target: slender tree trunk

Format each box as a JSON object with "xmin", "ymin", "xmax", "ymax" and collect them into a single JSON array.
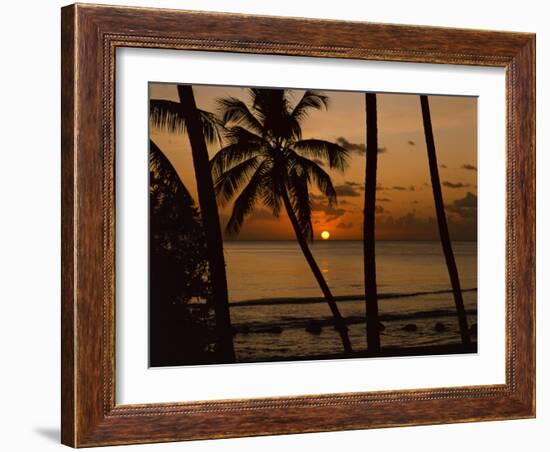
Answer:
[
  {"xmin": 177, "ymin": 85, "xmax": 236, "ymax": 363},
  {"xmin": 280, "ymin": 189, "xmax": 353, "ymax": 354},
  {"xmin": 364, "ymin": 93, "xmax": 381, "ymax": 354},
  {"xmin": 420, "ymin": 95, "xmax": 471, "ymax": 347}
]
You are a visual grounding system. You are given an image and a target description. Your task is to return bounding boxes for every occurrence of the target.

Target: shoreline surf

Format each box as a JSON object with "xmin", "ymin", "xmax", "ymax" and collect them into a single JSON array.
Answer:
[{"xmin": 229, "ymin": 287, "xmax": 477, "ymax": 307}]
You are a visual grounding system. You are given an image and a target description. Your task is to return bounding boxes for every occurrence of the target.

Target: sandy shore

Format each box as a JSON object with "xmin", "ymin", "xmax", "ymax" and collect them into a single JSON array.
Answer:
[{"xmin": 235, "ymin": 342, "xmax": 477, "ymax": 363}]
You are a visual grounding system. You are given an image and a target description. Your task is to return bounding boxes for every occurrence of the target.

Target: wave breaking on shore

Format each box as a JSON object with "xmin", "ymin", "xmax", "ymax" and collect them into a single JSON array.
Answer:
[{"xmin": 230, "ymin": 288, "xmax": 477, "ymax": 307}]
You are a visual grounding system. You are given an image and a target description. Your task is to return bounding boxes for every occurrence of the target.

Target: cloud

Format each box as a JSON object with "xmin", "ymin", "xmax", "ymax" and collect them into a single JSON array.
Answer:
[
  {"xmin": 334, "ymin": 181, "xmax": 363, "ymax": 197},
  {"xmin": 376, "ymin": 208, "xmax": 476, "ymax": 241},
  {"xmin": 311, "ymin": 199, "xmax": 346, "ymax": 221},
  {"xmin": 335, "ymin": 137, "xmax": 387, "ymax": 154},
  {"xmin": 392, "ymin": 185, "xmax": 415, "ymax": 192},
  {"xmin": 377, "ymin": 211, "xmax": 437, "ymax": 238},
  {"xmin": 440, "ymin": 164, "xmax": 447, "ymax": 169},
  {"xmin": 336, "ymin": 137, "xmax": 364, "ymax": 154},
  {"xmin": 408, "ymin": 140, "xmax": 416, "ymax": 146},
  {"xmin": 377, "ymin": 184, "xmax": 415, "ymax": 192},
  {"xmin": 310, "ymin": 193, "xmax": 326, "ymax": 201},
  {"xmin": 336, "ymin": 221, "xmax": 353, "ymax": 229},
  {"xmin": 461, "ymin": 163, "xmax": 477, "ymax": 171},
  {"xmin": 447, "ymin": 192, "xmax": 477, "ymax": 219},
  {"xmin": 324, "ymin": 206, "xmax": 346, "ymax": 221},
  {"xmin": 376, "ymin": 197, "xmax": 391, "ymax": 202},
  {"xmin": 375, "ymin": 206, "xmax": 385, "ymax": 214},
  {"xmin": 442, "ymin": 181, "xmax": 470, "ymax": 189}
]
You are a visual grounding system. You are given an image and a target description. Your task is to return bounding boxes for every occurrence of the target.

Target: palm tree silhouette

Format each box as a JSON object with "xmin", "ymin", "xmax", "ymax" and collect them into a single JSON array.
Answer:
[
  {"xmin": 212, "ymin": 88, "xmax": 353, "ymax": 353},
  {"xmin": 150, "ymin": 85, "xmax": 236, "ymax": 363},
  {"xmin": 419, "ymin": 95, "xmax": 471, "ymax": 347},
  {"xmin": 363, "ymin": 93, "xmax": 381, "ymax": 353}
]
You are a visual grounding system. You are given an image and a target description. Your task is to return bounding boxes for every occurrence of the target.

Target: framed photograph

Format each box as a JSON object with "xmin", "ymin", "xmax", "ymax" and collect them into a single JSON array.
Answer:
[{"xmin": 61, "ymin": 3, "xmax": 535, "ymax": 447}]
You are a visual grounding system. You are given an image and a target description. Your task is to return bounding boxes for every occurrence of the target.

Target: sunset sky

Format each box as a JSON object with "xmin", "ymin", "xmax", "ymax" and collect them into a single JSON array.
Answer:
[{"xmin": 149, "ymin": 83, "xmax": 477, "ymax": 241}]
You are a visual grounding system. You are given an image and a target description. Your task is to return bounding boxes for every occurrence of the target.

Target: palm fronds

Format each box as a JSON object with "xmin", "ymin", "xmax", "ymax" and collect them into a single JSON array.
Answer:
[
  {"xmin": 214, "ymin": 87, "xmax": 349, "ymax": 238},
  {"xmin": 224, "ymin": 162, "xmax": 269, "ymax": 235},
  {"xmin": 150, "ymin": 99, "xmax": 186, "ymax": 134},
  {"xmin": 291, "ymin": 90, "xmax": 329, "ymax": 123},
  {"xmin": 292, "ymin": 139, "xmax": 349, "ymax": 172},
  {"xmin": 214, "ymin": 156, "xmax": 261, "ymax": 206},
  {"xmin": 149, "ymin": 99, "xmax": 224, "ymax": 145}
]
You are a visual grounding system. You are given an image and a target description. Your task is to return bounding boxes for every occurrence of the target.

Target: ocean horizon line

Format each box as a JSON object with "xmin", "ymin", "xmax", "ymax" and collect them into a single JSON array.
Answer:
[{"xmin": 223, "ymin": 239, "xmax": 478, "ymax": 243}]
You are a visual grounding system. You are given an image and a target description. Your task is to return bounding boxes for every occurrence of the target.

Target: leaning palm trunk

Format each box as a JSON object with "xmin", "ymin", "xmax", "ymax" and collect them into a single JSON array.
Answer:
[
  {"xmin": 363, "ymin": 93, "xmax": 381, "ymax": 353},
  {"xmin": 420, "ymin": 95, "xmax": 471, "ymax": 347},
  {"xmin": 280, "ymin": 189, "xmax": 353, "ymax": 354},
  {"xmin": 177, "ymin": 85, "xmax": 236, "ymax": 362}
]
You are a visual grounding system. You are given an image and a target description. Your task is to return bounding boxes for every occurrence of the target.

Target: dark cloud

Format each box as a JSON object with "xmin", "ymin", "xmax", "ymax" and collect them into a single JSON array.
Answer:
[
  {"xmin": 408, "ymin": 140, "xmax": 416, "ymax": 146},
  {"xmin": 375, "ymin": 202, "xmax": 476, "ymax": 240},
  {"xmin": 442, "ymin": 181, "xmax": 470, "ymax": 189},
  {"xmin": 336, "ymin": 221, "xmax": 353, "ymax": 229},
  {"xmin": 334, "ymin": 181, "xmax": 363, "ymax": 197},
  {"xmin": 376, "ymin": 197, "xmax": 391, "ymax": 202},
  {"xmin": 335, "ymin": 137, "xmax": 387, "ymax": 154},
  {"xmin": 335, "ymin": 137, "xmax": 364, "ymax": 154},
  {"xmin": 311, "ymin": 199, "xmax": 346, "ymax": 221},
  {"xmin": 324, "ymin": 206, "xmax": 346, "ymax": 221},
  {"xmin": 440, "ymin": 164, "xmax": 447, "ymax": 169},
  {"xmin": 412, "ymin": 200, "xmax": 419, "ymax": 204},
  {"xmin": 447, "ymin": 192, "xmax": 477, "ymax": 219},
  {"xmin": 310, "ymin": 193, "xmax": 326, "ymax": 201},
  {"xmin": 377, "ymin": 211, "xmax": 437, "ymax": 238},
  {"xmin": 392, "ymin": 185, "xmax": 415, "ymax": 192},
  {"xmin": 377, "ymin": 184, "xmax": 415, "ymax": 192},
  {"xmin": 461, "ymin": 163, "xmax": 477, "ymax": 171}
]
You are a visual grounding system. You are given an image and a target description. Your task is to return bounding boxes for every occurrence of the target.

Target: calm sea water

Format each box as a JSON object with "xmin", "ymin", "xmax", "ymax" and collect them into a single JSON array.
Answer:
[{"xmin": 223, "ymin": 241, "xmax": 477, "ymax": 361}]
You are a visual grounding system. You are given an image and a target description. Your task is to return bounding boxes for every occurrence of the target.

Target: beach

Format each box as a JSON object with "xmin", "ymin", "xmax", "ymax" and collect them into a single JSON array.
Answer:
[{"xmin": 223, "ymin": 240, "xmax": 477, "ymax": 362}]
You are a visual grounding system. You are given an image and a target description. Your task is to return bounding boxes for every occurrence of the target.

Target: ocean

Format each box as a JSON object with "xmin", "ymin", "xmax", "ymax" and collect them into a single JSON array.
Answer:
[{"xmin": 223, "ymin": 240, "xmax": 477, "ymax": 362}]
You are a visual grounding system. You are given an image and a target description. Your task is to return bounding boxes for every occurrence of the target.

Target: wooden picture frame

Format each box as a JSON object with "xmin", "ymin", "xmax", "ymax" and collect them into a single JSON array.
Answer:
[{"xmin": 61, "ymin": 3, "xmax": 535, "ymax": 447}]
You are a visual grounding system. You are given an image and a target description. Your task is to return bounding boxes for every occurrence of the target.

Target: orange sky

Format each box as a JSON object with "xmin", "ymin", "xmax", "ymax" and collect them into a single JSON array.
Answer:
[{"xmin": 149, "ymin": 83, "xmax": 477, "ymax": 241}]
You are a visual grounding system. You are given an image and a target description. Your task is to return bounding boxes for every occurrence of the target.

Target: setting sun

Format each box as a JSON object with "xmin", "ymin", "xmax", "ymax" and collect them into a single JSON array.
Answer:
[{"xmin": 321, "ymin": 230, "xmax": 330, "ymax": 240}]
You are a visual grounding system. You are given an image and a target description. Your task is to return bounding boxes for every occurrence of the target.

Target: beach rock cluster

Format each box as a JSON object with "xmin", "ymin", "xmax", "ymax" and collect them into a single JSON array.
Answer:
[{"xmin": 305, "ymin": 320, "xmax": 322, "ymax": 334}]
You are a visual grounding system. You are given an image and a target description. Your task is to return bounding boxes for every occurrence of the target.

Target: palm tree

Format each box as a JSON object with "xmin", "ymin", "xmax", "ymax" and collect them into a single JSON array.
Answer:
[
  {"xmin": 212, "ymin": 88, "xmax": 353, "ymax": 353},
  {"xmin": 149, "ymin": 140, "xmax": 216, "ymax": 366},
  {"xmin": 149, "ymin": 85, "xmax": 236, "ymax": 363},
  {"xmin": 419, "ymin": 95, "xmax": 471, "ymax": 347},
  {"xmin": 363, "ymin": 93, "xmax": 381, "ymax": 353}
]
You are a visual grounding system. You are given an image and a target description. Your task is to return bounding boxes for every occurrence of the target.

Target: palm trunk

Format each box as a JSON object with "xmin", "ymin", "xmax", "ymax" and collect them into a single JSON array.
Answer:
[
  {"xmin": 420, "ymin": 95, "xmax": 471, "ymax": 347},
  {"xmin": 177, "ymin": 85, "xmax": 236, "ymax": 363},
  {"xmin": 364, "ymin": 93, "xmax": 381, "ymax": 353},
  {"xmin": 280, "ymin": 189, "xmax": 353, "ymax": 354}
]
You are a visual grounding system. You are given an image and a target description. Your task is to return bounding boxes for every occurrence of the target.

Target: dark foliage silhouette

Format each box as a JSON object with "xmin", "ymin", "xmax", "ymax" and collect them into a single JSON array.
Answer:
[
  {"xmin": 150, "ymin": 86, "xmax": 235, "ymax": 362},
  {"xmin": 212, "ymin": 88, "xmax": 353, "ymax": 353},
  {"xmin": 149, "ymin": 140, "xmax": 218, "ymax": 366}
]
